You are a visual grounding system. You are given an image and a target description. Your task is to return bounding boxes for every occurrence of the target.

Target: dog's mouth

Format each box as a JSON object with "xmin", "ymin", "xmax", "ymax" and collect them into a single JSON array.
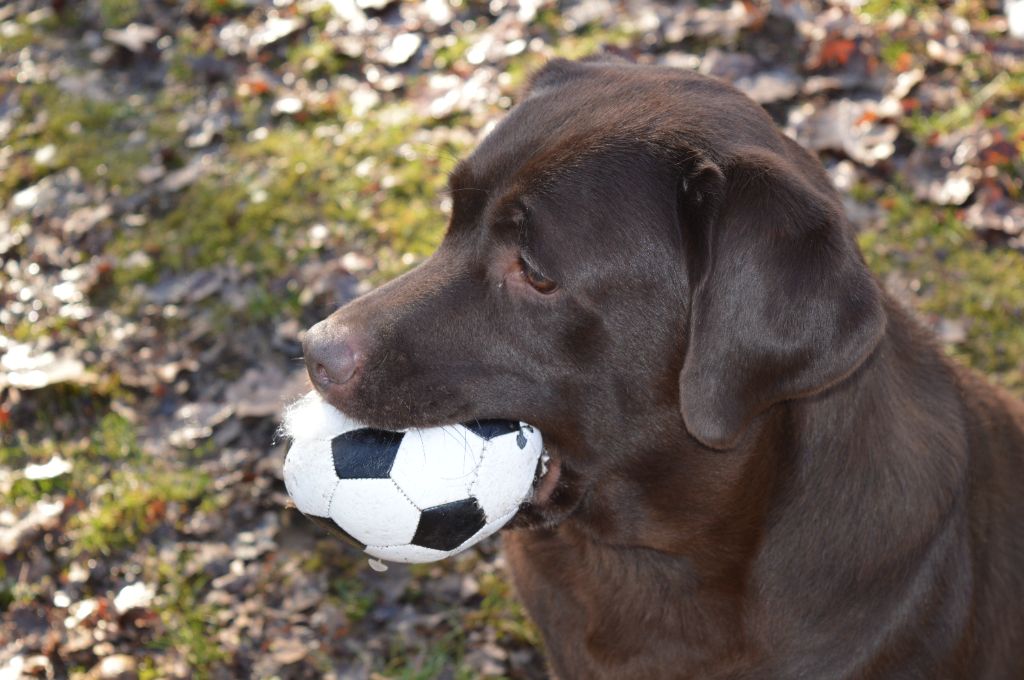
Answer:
[
  {"xmin": 532, "ymin": 450, "xmax": 562, "ymax": 505},
  {"xmin": 332, "ymin": 400, "xmax": 580, "ymax": 527},
  {"xmin": 509, "ymin": 444, "xmax": 584, "ymax": 530}
]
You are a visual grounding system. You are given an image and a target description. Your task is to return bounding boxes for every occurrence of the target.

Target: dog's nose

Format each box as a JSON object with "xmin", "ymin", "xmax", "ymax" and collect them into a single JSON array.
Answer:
[{"xmin": 303, "ymin": 320, "xmax": 361, "ymax": 390}]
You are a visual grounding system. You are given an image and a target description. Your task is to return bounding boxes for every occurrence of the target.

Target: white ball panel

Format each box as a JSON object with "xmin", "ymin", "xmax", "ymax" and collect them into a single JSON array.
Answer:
[
  {"xmin": 365, "ymin": 543, "xmax": 452, "ymax": 564},
  {"xmin": 389, "ymin": 426, "xmax": 484, "ymax": 509},
  {"xmin": 283, "ymin": 440, "xmax": 340, "ymax": 517},
  {"xmin": 282, "ymin": 391, "xmax": 365, "ymax": 441},
  {"xmin": 329, "ymin": 479, "xmax": 421, "ymax": 546},
  {"xmin": 471, "ymin": 427, "xmax": 543, "ymax": 521}
]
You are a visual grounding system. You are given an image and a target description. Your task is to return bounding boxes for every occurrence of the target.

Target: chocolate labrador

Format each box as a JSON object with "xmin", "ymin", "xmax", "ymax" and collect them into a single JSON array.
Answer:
[{"xmin": 302, "ymin": 58, "xmax": 1024, "ymax": 678}]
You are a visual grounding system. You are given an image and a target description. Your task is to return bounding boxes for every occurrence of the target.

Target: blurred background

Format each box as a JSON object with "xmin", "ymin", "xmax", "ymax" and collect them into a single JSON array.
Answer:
[{"xmin": 1, "ymin": 0, "xmax": 1022, "ymax": 677}]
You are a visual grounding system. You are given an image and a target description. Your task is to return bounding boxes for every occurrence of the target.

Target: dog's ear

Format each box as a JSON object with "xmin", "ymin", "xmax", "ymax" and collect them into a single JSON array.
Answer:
[
  {"xmin": 526, "ymin": 58, "xmax": 585, "ymax": 94},
  {"xmin": 527, "ymin": 55, "xmax": 630, "ymax": 95},
  {"xmin": 678, "ymin": 147, "xmax": 886, "ymax": 450},
  {"xmin": 528, "ymin": 56, "xmax": 630, "ymax": 100}
]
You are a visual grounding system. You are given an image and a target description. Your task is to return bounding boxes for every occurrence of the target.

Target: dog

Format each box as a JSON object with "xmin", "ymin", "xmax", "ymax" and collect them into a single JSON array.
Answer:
[{"xmin": 302, "ymin": 58, "xmax": 1024, "ymax": 678}]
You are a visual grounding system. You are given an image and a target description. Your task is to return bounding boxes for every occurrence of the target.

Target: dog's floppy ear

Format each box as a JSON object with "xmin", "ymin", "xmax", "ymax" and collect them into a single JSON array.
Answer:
[{"xmin": 678, "ymin": 147, "xmax": 886, "ymax": 450}]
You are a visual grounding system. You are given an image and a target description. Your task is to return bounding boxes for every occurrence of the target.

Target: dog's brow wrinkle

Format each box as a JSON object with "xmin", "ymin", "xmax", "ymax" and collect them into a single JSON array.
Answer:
[
  {"xmin": 448, "ymin": 161, "xmax": 481, "ymax": 192},
  {"xmin": 441, "ymin": 186, "xmax": 489, "ymax": 196}
]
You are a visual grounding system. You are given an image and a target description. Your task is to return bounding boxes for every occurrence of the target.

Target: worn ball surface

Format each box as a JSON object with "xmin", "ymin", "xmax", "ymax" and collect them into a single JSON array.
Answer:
[{"xmin": 282, "ymin": 392, "xmax": 544, "ymax": 563}]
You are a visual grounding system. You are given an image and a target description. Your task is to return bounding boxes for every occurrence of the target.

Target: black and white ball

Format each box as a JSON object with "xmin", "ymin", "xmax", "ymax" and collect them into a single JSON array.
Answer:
[{"xmin": 281, "ymin": 392, "xmax": 544, "ymax": 564}]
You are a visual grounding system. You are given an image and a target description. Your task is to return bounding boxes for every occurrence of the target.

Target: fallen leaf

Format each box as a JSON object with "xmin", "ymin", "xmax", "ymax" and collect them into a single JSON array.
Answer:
[
  {"xmin": 0, "ymin": 500, "xmax": 65, "ymax": 556},
  {"xmin": 24, "ymin": 456, "xmax": 72, "ymax": 481},
  {"xmin": 113, "ymin": 582, "xmax": 156, "ymax": 615},
  {"xmin": 817, "ymin": 37, "xmax": 858, "ymax": 68},
  {"xmin": 103, "ymin": 23, "xmax": 160, "ymax": 53}
]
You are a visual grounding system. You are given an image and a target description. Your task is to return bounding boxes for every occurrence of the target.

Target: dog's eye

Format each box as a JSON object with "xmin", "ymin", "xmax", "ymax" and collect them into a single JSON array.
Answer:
[{"xmin": 518, "ymin": 256, "xmax": 558, "ymax": 294}]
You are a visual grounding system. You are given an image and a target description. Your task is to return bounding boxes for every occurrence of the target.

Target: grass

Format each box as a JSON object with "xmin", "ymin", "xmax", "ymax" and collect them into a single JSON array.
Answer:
[
  {"xmin": 1, "ymin": 384, "xmax": 116, "ymax": 470},
  {"xmin": 73, "ymin": 464, "xmax": 211, "ymax": 555},
  {"xmin": 0, "ymin": 565, "xmax": 13, "ymax": 612},
  {"xmin": 855, "ymin": 9, "xmax": 1024, "ymax": 397},
  {"xmin": 1, "ymin": 407, "xmax": 219, "ymax": 669},
  {"xmin": 467, "ymin": 571, "xmax": 540, "ymax": 649},
  {"xmin": 840, "ymin": 0, "xmax": 1024, "ymax": 398},
  {"xmin": 1, "ymin": 84, "xmax": 155, "ymax": 201},
  {"xmin": 856, "ymin": 0, "xmax": 990, "ymax": 21},
  {"xmin": 0, "ymin": 21, "xmax": 38, "ymax": 53},
  {"xmin": 373, "ymin": 558, "xmax": 540, "ymax": 678},
  {"xmin": 98, "ymin": 0, "xmax": 140, "ymax": 28},
  {"xmin": 111, "ymin": 112, "xmax": 467, "ymax": 287},
  {"xmin": 859, "ymin": 191, "xmax": 1024, "ymax": 395},
  {"xmin": 1, "ymin": 405, "xmax": 218, "ymax": 667},
  {"xmin": 286, "ymin": 26, "xmax": 352, "ymax": 76},
  {"xmin": 0, "ymin": 70, "xmax": 223, "ymax": 211},
  {"xmin": 147, "ymin": 551, "xmax": 229, "ymax": 672},
  {"xmin": 1, "ymin": 409, "xmax": 212, "ymax": 555},
  {"xmin": 378, "ymin": 623, "xmax": 475, "ymax": 680},
  {"xmin": 2, "ymin": 1, "xmax": 1022, "ymax": 676},
  {"xmin": 191, "ymin": 0, "xmax": 255, "ymax": 19},
  {"xmin": 329, "ymin": 573, "xmax": 378, "ymax": 624}
]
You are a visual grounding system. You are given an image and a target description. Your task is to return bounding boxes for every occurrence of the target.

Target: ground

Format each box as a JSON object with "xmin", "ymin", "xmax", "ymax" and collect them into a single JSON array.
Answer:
[{"xmin": 1, "ymin": 0, "xmax": 1022, "ymax": 678}]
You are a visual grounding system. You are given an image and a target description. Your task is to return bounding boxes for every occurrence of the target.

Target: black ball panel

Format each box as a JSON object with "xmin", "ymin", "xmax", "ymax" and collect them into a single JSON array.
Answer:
[
  {"xmin": 302, "ymin": 513, "xmax": 367, "ymax": 550},
  {"xmin": 462, "ymin": 419, "xmax": 520, "ymax": 441},
  {"xmin": 331, "ymin": 428, "xmax": 404, "ymax": 479},
  {"xmin": 411, "ymin": 497, "xmax": 487, "ymax": 551}
]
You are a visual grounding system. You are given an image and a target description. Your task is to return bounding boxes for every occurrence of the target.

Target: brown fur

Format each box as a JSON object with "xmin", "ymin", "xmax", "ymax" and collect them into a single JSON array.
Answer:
[{"xmin": 303, "ymin": 58, "xmax": 1024, "ymax": 678}]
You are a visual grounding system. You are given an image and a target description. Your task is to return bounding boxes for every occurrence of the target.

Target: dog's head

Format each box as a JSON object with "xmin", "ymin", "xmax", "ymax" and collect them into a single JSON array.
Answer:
[{"xmin": 303, "ymin": 58, "xmax": 885, "ymax": 526}]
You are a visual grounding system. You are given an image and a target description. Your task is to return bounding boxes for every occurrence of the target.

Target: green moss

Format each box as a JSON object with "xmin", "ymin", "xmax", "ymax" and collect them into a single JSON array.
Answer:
[
  {"xmin": 165, "ymin": 24, "xmax": 219, "ymax": 84},
  {"xmin": 54, "ymin": 412, "xmax": 212, "ymax": 555},
  {"xmin": 857, "ymin": 0, "xmax": 941, "ymax": 20},
  {"xmin": 433, "ymin": 35, "xmax": 472, "ymax": 70},
  {"xmin": 89, "ymin": 410, "xmax": 142, "ymax": 460},
  {"xmin": 894, "ymin": 37, "xmax": 1024, "ymax": 138},
  {"xmin": 476, "ymin": 572, "xmax": 539, "ymax": 647},
  {"xmin": 0, "ymin": 562, "xmax": 38, "ymax": 611},
  {"xmin": 286, "ymin": 27, "xmax": 350, "ymax": 76},
  {"xmin": 5, "ymin": 473, "xmax": 71, "ymax": 507},
  {"xmin": 244, "ymin": 285, "xmax": 301, "ymax": 323},
  {"xmin": 0, "ymin": 564, "xmax": 13, "ymax": 612},
  {"xmin": 1, "ymin": 385, "xmax": 112, "ymax": 468},
  {"xmin": 192, "ymin": 0, "xmax": 252, "ymax": 19},
  {"xmin": 878, "ymin": 38, "xmax": 912, "ymax": 69},
  {"xmin": 869, "ymin": 54, "xmax": 1024, "ymax": 394},
  {"xmin": 1, "ymin": 83, "xmax": 152, "ymax": 201},
  {"xmin": 382, "ymin": 561, "xmax": 538, "ymax": 676},
  {"xmin": 860, "ymin": 191, "xmax": 1024, "ymax": 395},
  {"xmin": 98, "ymin": 0, "xmax": 140, "ymax": 28},
  {"xmin": 3, "ymin": 405, "xmax": 210, "ymax": 556},
  {"xmin": 857, "ymin": 0, "xmax": 993, "ymax": 31},
  {"xmin": 73, "ymin": 464, "xmax": 211, "ymax": 555},
  {"xmin": 0, "ymin": 22, "xmax": 37, "ymax": 52},
  {"xmin": 114, "ymin": 115, "xmax": 466, "ymax": 284},
  {"xmin": 329, "ymin": 574, "xmax": 377, "ymax": 623},
  {"xmin": 0, "ymin": 8, "xmax": 62, "ymax": 50},
  {"xmin": 379, "ymin": 620, "xmax": 472, "ymax": 680},
  {"xmin": 149, "ymin": 551, "xmax": 229, "ymax": 670},
  {"xmin": 903, "ymin": 75, "xmax": 1014, "ymax": 139}
]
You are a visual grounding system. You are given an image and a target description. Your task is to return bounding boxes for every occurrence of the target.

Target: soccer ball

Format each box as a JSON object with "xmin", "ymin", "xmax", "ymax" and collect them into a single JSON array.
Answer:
[{"xmin": 281, "ymin": 392, "xmax": 544, "ymax": 564}]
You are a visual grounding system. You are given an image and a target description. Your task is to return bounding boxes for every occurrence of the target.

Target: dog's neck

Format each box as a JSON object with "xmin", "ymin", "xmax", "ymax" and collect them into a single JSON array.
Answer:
[
  {"xmin": 538, "ymin": 297, "xmax": 973, "ymax": 663},
  {"xmin": 506, "ymin": 298, "xmax": 979, "ymax": 675}
]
